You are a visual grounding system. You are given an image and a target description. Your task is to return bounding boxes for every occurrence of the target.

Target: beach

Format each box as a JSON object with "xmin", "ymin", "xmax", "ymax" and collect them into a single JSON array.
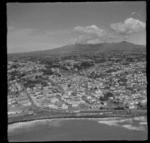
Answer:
[{"xmin": 8, "ymin": 116, "xmax": 147, "ymax": 141}]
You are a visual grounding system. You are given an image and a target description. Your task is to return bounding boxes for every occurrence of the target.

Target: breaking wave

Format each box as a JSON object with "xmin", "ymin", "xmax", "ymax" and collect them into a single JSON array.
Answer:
[{"xmin": 97, "ymin": 116, "xmax": 147, "ymax": 131}]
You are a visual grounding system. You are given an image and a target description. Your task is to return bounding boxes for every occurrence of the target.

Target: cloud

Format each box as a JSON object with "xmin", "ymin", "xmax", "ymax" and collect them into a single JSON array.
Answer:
[
  {"xmin": 87, "ymin": 39, "xmax": 103, "ymax": 44},
  {"xmin": 73, "ymin": 25, "xmax": 125, "ymax": 44},
  {"xmin": 74, "ymin": 25, "xmax": 105, "ymax": 37},
  {"xmin": 75, "ymin": 25, "xmax": 124, "ymax": 44},
  {"xmin": 70, "ymin": 35, "xmax": 92, "ymax": 44},
  {"xmin": 70, "ymin": 34, "xmax": 103, "ymax": 44},
  {"xmin": 131, "ymin": 12, "xmax": 136, "ymax": 16},
  {"xmin": 131, "ymin": 11, "xmax": 142, "ymax": 18},
  {"xmin": 74, "ymin": 25, "xmax": 99, "ymax": 31},
  {"xmin": 73, "ymin": 22, "xmax": 146, "ymax": 45},
  {"xmin": 110, "ymin": 18, "xmax": 146, "ymax": 35},
  {"xmin": 73, "ymin": 25, "xmax": 114, "ymax": 43}
]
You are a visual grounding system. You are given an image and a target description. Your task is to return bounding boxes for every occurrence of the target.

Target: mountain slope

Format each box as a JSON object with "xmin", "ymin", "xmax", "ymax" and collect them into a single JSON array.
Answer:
[{"xmin": 8, "ymin": 42, "xmax": 146, "ymax": 58}]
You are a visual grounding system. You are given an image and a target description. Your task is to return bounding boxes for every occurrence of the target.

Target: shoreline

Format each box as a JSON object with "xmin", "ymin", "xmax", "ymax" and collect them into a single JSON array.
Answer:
[
  {"xmin": 8, "ymin": 117, "xmax": 120, "ymax": 127},
  {"xmin": 8, "ymin": 116, "xmax": 147, "ymax": 133},
  {"xmin": 8, "ymin": 112, "xmax": 147, "ymax": 125},
  {"xmin": 8, "ymin": 109, "xmax": 147, "ymax": 124}
]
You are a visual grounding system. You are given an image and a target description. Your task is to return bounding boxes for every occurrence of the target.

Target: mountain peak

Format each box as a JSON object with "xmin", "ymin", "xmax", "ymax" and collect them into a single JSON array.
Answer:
[{"xmin": 8, "ymin": 41, "xmax": 145, "ymax": 57}]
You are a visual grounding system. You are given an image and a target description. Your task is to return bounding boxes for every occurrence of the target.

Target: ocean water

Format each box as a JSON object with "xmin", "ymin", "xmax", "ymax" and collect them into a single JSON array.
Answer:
[{"xmin": 8, "ymin": 117, "xmax": 147, "ymax": 141}]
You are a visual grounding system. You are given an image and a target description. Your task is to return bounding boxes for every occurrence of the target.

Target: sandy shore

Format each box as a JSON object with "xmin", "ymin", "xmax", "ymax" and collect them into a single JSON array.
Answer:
[{"xmin": 8, "ymin": 116, "xmax": 147, "ymax": 133}]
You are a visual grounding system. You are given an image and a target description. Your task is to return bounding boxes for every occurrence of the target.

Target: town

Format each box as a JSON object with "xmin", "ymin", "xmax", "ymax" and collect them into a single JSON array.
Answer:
[{"xmin": 7, "ymin": 44, "xmax": 147, "ymax": 123}]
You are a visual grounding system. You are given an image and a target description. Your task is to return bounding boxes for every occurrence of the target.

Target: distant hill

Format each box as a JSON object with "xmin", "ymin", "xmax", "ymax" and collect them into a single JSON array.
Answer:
[{"xmin": 8, "ymin": 41, "xmax": 146, "ymax": 59}]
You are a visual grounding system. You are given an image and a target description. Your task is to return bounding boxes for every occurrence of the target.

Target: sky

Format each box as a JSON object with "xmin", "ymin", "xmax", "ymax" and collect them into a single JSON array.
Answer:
[{"xmin": 7, "ymin": 2, "xmax": 146, "ymax": 53}]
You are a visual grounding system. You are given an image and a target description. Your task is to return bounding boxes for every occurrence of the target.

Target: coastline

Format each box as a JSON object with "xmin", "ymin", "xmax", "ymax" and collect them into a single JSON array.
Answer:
[
  {"xmin": 8, "ymin": 109, "xmax": 147, "ymax": 125},
  {"xmin": 8, "ymin": 116, "xmax": 147, "ymax": 133}
]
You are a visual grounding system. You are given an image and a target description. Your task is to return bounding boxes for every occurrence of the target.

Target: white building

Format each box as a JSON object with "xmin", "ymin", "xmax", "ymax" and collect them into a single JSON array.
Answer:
[
  {"xmin": 51, "ymin": 97, "xmax": 59, "ymax": 103},
  {"xmin": 62, "ymin": 104, "xmax": 68, "ymax": 110},
  {"xmin": 48, "ymin": 104, "xmax": 58, "ymax": 109}
]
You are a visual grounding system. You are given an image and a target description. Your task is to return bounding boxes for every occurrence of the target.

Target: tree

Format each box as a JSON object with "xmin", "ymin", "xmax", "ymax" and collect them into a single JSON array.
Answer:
[
  {"xmin": 114, "ymin": 106, "xmax": 125, "ymax": 110},
  {"xmin": 80, "ymin": 61, "xmax": 93, "ymax": 69},
  {"xmin": 100, "ymin": 92, "xmax": 114, "ymax": 101},
  {"xmin": 11, "ymin": 65, "xmax": 18, "ymax": 69},
  {"xmin": 35, "ymin": 75, "xmax": 39, "ymax": 80},
  {"xmin": 42, "ymin": 68, "xmax": 54, "ymax": 75}
]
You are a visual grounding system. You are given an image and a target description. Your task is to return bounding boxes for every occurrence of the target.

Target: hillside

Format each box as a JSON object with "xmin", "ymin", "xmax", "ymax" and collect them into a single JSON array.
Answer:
[{"xmin": 8, "ymin": 41, "xmax": 146, "ymax": 59}]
